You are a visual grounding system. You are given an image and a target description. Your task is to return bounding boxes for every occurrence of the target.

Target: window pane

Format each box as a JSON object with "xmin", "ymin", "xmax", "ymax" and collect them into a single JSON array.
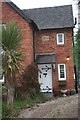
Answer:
[
  {"xmin": 60, "ymin": 65, "xmax": 64, "ymax": 70},
  {"xmin": 60, "ymin": 65, "xmax": 65, "ymax": 78},
  {"xmin": 58, "ymin": 34, "xmax": 63, "ymax": 43},
  {"xmin": 60, "ymin": 73, "xmax": 65, "ymax": 78},
  {"xmin": 57, "ymin": 33, "xmax": 64, "ymax": 44}
]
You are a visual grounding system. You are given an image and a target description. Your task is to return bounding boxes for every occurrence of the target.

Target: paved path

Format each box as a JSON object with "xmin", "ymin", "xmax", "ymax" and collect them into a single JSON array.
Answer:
[{"xmin": 18, "ymin": 94, "xmax": 78, "ymax": 118}]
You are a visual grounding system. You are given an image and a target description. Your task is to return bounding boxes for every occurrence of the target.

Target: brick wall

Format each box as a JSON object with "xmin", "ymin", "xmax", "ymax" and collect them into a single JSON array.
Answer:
[
  {"xmin": 2, "ymin": 2, "xmax": 34, "ymax": 70},
  {"xmin": 35, "ymin": 28, "xmax": 75, "ymax": 91}
]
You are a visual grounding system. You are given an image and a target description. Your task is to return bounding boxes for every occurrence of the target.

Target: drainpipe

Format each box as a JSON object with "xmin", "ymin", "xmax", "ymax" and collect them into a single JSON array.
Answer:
[
  {"xmin": 31, "ymin": 20, "xmax": 38, "ymax": 63},
  {"xmin": 74, "ymin": 65, "xmax": 78, "ymax": 93},
  {"xmin": 33, "ymin": 30, "xmax": 35, "ymax": 62}
]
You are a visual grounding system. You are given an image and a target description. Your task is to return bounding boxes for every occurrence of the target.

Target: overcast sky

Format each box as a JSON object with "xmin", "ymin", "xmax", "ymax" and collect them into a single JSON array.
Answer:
[{"xmin": 11, "ymin": 0, "xmax": 73, "ymax": 9}]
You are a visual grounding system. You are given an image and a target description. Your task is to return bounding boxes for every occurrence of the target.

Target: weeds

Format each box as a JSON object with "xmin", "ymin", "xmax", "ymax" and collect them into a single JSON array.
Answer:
[{"xmin": 2, "ymin": 93, "xmax": 47, "ymax": 118}]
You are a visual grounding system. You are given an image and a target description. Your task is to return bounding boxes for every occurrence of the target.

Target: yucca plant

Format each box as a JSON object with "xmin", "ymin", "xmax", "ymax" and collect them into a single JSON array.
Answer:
[{"xmin": 2, "ymin": 21, "xmax": 23, "ymax": 109}]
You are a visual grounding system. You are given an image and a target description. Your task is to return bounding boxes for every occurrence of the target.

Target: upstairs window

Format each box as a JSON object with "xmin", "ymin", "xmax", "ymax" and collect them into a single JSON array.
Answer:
[
  {"xmin": 58, "ymin": 64, "xmax": 66, "ymax": 80},
  {"xmin": 56, "ymin": 33, "xmax": 64, "ymax": 45}
]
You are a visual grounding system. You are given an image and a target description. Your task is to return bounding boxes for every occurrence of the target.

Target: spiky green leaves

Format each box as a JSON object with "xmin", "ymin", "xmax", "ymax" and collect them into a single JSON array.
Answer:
[
  {"xmin": 2, "ymin": 21, "xmax": 23, "ymax": 78},
  {"xmin": 2, "ymin": 21, "xmax": 22, "ymax": 51}
]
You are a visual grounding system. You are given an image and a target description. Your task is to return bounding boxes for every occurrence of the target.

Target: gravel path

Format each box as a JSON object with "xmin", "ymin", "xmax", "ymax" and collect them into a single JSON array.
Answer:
[{"xmin": 18, "ymin": 94, "xmax": 78, "ymax": 118}]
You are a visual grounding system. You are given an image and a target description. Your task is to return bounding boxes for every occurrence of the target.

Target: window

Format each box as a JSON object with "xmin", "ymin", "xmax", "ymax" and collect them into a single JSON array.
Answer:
[
  {"xmin": 56, "ymin": 33, "xmax": 64, "ymax": 44},
  {"xmin": 58, "ymin": 64, "xmax": 66, "ymax": 80}
]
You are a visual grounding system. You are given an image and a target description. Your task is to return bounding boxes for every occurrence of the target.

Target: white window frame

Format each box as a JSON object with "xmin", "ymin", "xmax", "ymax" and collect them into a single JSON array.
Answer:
[
  {"xmin": 58, "ymin": 64, "xmax": 66, "ymax": 81},
  {"xmin": 56, "ymin": 33, "xmax": 64, "ymax": 45}
]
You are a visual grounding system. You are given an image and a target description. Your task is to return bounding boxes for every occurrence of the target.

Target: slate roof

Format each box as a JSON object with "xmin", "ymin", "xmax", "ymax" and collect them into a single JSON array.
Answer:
[
  {"xmin": 23, "ymin": 5, "xmax": 74, "ymax": 30},
  {"xmin": 36, "ymin": 54, "xmax": 55, "ymax": 64}
]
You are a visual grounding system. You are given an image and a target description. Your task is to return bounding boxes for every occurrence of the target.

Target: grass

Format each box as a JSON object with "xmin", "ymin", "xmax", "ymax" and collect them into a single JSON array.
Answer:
[{"xmin": 2, "ymin": 93, "xmax": 48, "ymax": 118}]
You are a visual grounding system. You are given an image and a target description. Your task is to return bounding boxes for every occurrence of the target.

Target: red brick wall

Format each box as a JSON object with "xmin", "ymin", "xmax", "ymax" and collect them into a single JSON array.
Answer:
[
  {"xmin": 35, "ymin": 28, "xmax": 75, "ymax": 91},
  {"xmin": 2, "ymin": 2, "xmax": 34, "ymax": 70}
]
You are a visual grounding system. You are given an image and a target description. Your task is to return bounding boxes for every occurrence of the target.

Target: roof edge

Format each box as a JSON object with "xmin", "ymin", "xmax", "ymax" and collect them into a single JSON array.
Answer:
[
  {"xmin": 4, "ymin": 0, "xmax": 38, "ymax": 30},
  {"xmin": 23, "ymin": 4, "xmax": 72, "ymax": 11},
  {"xmin": 38, "ymin": 26, "xmax": 75, "ymax": 30}
]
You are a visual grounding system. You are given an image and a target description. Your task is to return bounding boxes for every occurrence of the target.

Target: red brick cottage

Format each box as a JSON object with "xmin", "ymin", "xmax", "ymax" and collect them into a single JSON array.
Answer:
[{"xmin": 2, "ymin": 0, "xmax": 75, "ymax": 96}]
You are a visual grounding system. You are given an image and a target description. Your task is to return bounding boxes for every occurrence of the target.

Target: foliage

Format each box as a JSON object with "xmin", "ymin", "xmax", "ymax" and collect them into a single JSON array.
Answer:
[
  {"xmin": 16, "ymin": 63, "xmax": 40, "ymax": 98},
  {"xmin": 2, "ymin": 84, "xmax": 7, "ymax": 94},
  {"xmin": 73, "ymin": 29, "xmax": 80, "ymax": 85},
  {"xmin": 0, "ymin": 67, "xmax": 3, "ymax": 80},
  {"xmin": 77, "ymin": 30, "xmax": 80, "ymax": 70},
  {"xmin": 2, "ymin": 93, "xmax": 47, "ymax": 118},
  {"xmin": 76, "ymin": 29, "xmax": 80, "ymax": 72},
  {"xmin": 2, "ymin": 21, "xmax": 23, "ymax": 109},
  {"xmin": 58, "ymin": 82, "xmax": 66, "ymax": 87},
  {"xmin": 78, "ymin": 0, "xmax": 80, "ymax": 5},
  {"xmin": 2, "ymin": 21, "xmax": 22, "ymax": 76}
]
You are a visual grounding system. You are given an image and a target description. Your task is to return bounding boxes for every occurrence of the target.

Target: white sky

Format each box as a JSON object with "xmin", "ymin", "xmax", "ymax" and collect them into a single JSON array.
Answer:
[{"xmin": 11, "ymin": 0, "xmax": 73, "ymax": 9}]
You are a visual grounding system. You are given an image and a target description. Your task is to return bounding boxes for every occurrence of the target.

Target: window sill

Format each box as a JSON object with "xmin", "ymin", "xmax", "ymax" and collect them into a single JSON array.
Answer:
[{"xmin": 58, "ymin": 80, "xmax": 66, "ymax": 81}]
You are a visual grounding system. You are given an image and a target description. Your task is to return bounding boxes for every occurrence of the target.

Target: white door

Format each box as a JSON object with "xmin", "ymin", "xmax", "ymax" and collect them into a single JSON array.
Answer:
[{"xmin": 38, "ymin": 64, "xmax": 52, "ymax": 93}]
